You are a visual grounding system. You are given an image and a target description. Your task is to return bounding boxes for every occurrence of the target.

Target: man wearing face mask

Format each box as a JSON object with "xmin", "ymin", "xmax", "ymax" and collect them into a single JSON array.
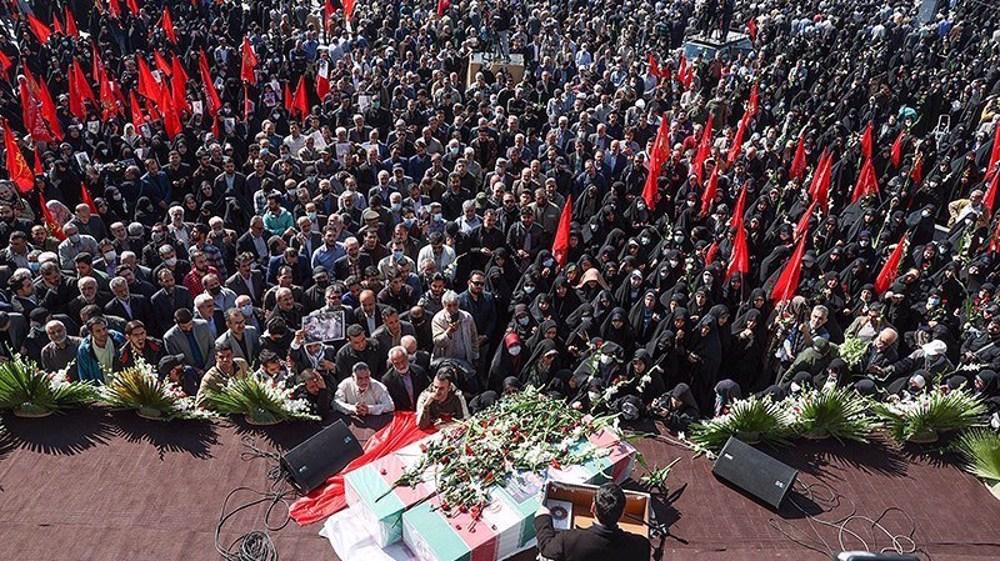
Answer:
[{"xmin": 57, "ymin": 223, "xmax": 100, "ymax": 271}]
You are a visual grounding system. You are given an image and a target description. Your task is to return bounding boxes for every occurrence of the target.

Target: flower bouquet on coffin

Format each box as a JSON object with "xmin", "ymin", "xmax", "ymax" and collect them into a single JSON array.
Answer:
[
  {"xmin": 955, "ymin": 428, "xmax": 1000, "ymax": 500},
  {"xmin": 100, "ymin": 358, "xmax": 215, "ymax": 421},
  {"xmin": 873, "ymin": 388, "xmax": 986, "ymax": 444},
  {"xmin": 686, "ymin": 395, "xmax": 794, "ymax": 456},
  {"xmin": 0, "ymin": 356, "xmax": 97, "ymax": 417},
  {"xmin": 790, "ymin": 386, "xmax": 879, "ymax": 443},
  {"xmin": 392, "ymin": 387, "xmax": 618, "ymax": 520},
  {"xmin": 201, "ymin": 375, "xmax": 318, "ymax": 425},
  {"xmin": 838, "ymin": 337, "xmax": 869, "ymax": 373}
]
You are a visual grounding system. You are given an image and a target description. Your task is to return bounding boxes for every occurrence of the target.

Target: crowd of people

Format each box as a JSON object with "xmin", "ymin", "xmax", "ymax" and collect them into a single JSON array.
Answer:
[{"xmin": 1, "ymin": 0, "xmax": 1000, "ymax": 431}]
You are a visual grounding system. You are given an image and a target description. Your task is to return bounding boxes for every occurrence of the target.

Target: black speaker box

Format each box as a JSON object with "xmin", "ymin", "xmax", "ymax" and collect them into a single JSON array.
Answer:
[
  {"xmin": 711, "ymin": 437, "xmax": 798, "ymax": 510},
  {"xmin": 281, "ymin": 420, "xmax": 364, "ymax": 494}
]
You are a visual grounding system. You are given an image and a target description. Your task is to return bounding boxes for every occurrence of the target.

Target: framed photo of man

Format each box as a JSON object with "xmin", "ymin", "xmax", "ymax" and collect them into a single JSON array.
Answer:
[{"xmin": 302, "ymin": 310, "xmax": 346, "ymax": 342}]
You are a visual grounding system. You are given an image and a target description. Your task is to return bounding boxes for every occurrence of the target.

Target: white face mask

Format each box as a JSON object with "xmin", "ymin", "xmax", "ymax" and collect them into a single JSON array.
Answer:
[
  {"xmin": 508, "ymin": 345, "xmax": 522, "ymax": 356},
  {"xmin": 588, "ymin": 391, "xmax": 600, "ymax": 402},
  {"xmin": 164, "ymin": 257, "xmax": 178, "ymax": 267},
  {"xmin": 600, "ymin": 354, "xmax": 612, "ymax": 365},
  {"xmin": 104, "ymin": 251, "xmax": 117, "ymax": 262}
]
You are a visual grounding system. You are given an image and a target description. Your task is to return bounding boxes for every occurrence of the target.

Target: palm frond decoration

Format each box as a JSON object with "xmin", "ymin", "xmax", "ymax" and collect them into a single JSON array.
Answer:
[
  {"xmin": 873, "ymin": 389, "xmax": 986, "ymax": 444},
  {"xmin": 954, "ymin": 428, "xmax": 1000, "ymax": 499},
  {"xmin": 687, "ymin": 396, "xmax": 794, "ymax": 456},
  {"xmin": 791, "ymin": 386, "xmax": 879, "ymax": 443},
  {"xmin": 0, "ymin": 355, "xmax": 97, "ymax": 417},
  {"xmin": 200, "ymin": 375, "xmax": 318, "ymax": 424},
  {"xmin": 100, "ymin": 358, "xmax": 214, "ymax": 421}
]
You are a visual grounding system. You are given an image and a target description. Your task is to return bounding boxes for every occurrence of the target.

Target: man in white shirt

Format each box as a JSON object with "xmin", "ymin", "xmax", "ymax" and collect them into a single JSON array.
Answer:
[{"xmin": 333, "ymin": 362, "xmax": 395, "ymax": 417}]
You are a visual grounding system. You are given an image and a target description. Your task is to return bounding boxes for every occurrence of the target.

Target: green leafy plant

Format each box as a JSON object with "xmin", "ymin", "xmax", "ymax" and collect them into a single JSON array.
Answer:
[
  {"xmin": 874, "ymin": 389, "xmax": 986, "ymax": 444},
  {"xmin": 101, "ymin": 359, "xmax": 214, "ymax": 421},
  {"xmin": 201, "ymin": 375, "xmax": 318, "ymax": 424},
  {"xmin": 0, "ymin": 356, "xmax": 96, "ymax": 416},
  {"xmin": 954, "ymin": 428, "xmax": 1000, "ymax": 499},
  {"xmin": 791, "ymin": 386, "xmax": 878, "ymax": 443},
  {"xmin": 838, "ymin": 337, "xmax": 870, "ymax": 371},
  {"xmin": 687, "ymin": 396, "xmax": 794, "ymax": 455},
  {"xmin": 639, "ymin": 457, "xmax": 680, "ymax": 494}
]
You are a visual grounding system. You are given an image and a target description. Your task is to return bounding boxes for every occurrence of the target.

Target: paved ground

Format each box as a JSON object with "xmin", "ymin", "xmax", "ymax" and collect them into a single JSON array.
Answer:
[{"xmin": 1, "ymin": 409, "xmax": 999, "ymax": 561}]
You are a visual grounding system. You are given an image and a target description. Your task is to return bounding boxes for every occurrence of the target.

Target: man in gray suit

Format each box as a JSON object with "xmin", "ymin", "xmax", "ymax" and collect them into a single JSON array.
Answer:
[
  {"xmin": 163, "ymin": 308, "xmax": 215, "ymax": 374},
  {"xmin": 215, "ymin": 308, "xmax": 260, "ymax": 366}
]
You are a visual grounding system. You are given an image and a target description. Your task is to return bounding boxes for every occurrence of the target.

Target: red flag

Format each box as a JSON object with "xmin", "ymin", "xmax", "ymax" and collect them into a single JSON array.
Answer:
[
  {"xmin": 98, "ymin": 77, "xmax": 121, "ymax": 121},
  {"xmin": 64, "ymin": 6, "xmax": 79, "ymax": 37},
  {"xmin": 729, "ymin": 182, "xmax": 748, "ymax": 228},
  {"xmin": 136, "ymin": 55, "xmax": 159, "ymax": 99},
  {"xmin": 890, "ymin": 130, "xmax": 905, "ymax": 168},
  {"xmin": 910, "ymin": 154, "xmax": 924, "ymax": 186},
  {"xmin": 126, "ymin": 0, "xmax": 140, "ymax": 16},
  {"xmin": 874, "ymin": 234, "xmax": 908, "ymax": 295},
  {"xmin": 551, "ymin": 194, "xmax": 573, "ymax": 268},
  {"xmin": 860, "ymin": 120, "xmax": 874, "ymax": 161},
  {"xmin": 795, "ymin": 200, "xmax": 817, "ymax": 241},
  {"xmin": 700, "ymin": 166, "xmax": 719, "ymax": 217},
  {"xmin": 692, "ymin": 114, "xmax": 714, "ymax": 186},
  {"xmin": 436, "ymin": 0, "xmax": 450, "ymax": 17},
  {"xmin": 746, "ymin": 17, "xmax": 758, "ymax": 41},
  {"xmin": 211, "ymin": 114, "xmax": 221, "ymax": 140},
  {"xmin": 158, "ymin": 82, "xmax": 182, "ymax": 139},
  {"xmin": 27, "ymin": 14, "xmax": 52, "ymax": 44},
  {"xmin": 68, "ymin": 65, "xmax": 87, "ymax": 120},
  {"xmin": 726, "ymin": 184, "xmax": 749, "ymax": 280},
  {"xmin": 770, "ymin": 231, "xmax": 808, "ymax": 303},
  {"xmin": 0, "ymin": 51, "xmax": 11, "ymax": 81},
  {"xmin": 315, "ymin": 63, "xmax": 331, "ymax": 101},
  {"xmin": 71, "ymin": 58, "xmax": 96, "ymax": 102},
  {"xmin": 18, "ymin": 80, "xmax": 49, "ymax": 142},
  {"xmin": 789, "ymin": 135, "xmax": 807, "ymax": 181},
  {"xmin": 323, "ymin": 0, "xmax": 336, "ymax": 31},
  {"xmin": 29, "ymin": 72, "xmax": 63, "ymax": 140},
  {"xmin": 747, "ymin": 83, "xmax": 760, "ymax": 118},
  {"xmin": 808, "ymin": 150, "xmax": 833, "ymax": 213},
  {"xmin": 676, "ymin": 55, "xmax": 687, "ymax": 87},
  {"xmin": 343, "ymin": 0, "xmax": 356, "ymax": 21},
  {"xmin": 33, "ymin": 145, "xmax": 43, "ymax": 175},
  {"xmin": 241, "ymin": 38, "xmax": 258, "ymax": 85},
  {"xmin": 3, "ymin": 121, "xmax": 34, "ymax": 193},
  {"xmin": 129, "ymin": 89, "xmax": 146, "ymax": 130},
  {"xmin": 91, "ymin": 43, "xmax": 106, "ymax": 84},
  {"xmin": 648, "ymin": 53, "xmax": 660, "ymax": 78},
  {"xmin": 170, "ymin": 55, "xmax": 190, "ymax": 114},
  {"xmin": 726, "ymin": 111, "xmax": 750, "ymax": 166},
  {"xmin": 80, "ymin": 182, "xmax": 98, "ymax": 213},
  {"xmin": 52, "ymin": 16, "xmax": 64, "ymax": 36},
  {"xmin": 154, "ymin": 51, "xmax": 172, "ymax": 78},
  {"xmin": 292, "ymin": 75, "xmax": 309, "ymax": 118},
  {"xmin": 108, "ymin": 0, "xmax": 122, "ymax": 19},
  {"xmin": 985, "ymin": 167, "xmax": 1000, "ymax": 216},
  {"xmin": 38, "ymin": 192, "xmax": 66, "ymax": 241},
  {"xmin": 704, "ymin": 241, "xmax": 719, "ymax": 266},
  {"xmin": 851, "ymin": 157, "xmax": 879, "ymax": 204},
  {"xmin": 162, "ymin": 6, "xmax": 177, "ymax": 43},
  {"xmin": 988, "ymin": 123, "xmax": 1000, "ymax": 181},
  {"xmin": 641, "ymin": 116, "xmax": 669, "ymax": 208},
  {"xmin": 283, "ymin": 81, "xmax": 294, "ymax": 113},
  {"xmin": 197, "ymin": 49, "xmax": 222, "ymax": 116}
]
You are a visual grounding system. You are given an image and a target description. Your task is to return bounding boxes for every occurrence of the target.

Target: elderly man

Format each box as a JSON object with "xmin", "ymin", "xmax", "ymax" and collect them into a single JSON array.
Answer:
[
  {"xmin": 333, "ymin": 362, "xmax": 395, "ymax": 417},
  {"xmin": 40, "ymin": 319, "xmax": 82, "ymax": 377},
  {"xmin": 105, "ymin": 276, "xmax": 152, "ymax": 325},
  {"xmin": 57, "ymin": 223, "xmax": 100, "ymax": 270},
  {"xmin": 431, "ymin": 290, "xmax": 479, "ymax": 366},
  {"xmin": 382, "ymin": 345, "xmax": 429, "ymax": 411},
  {"xmin": 290, "ymin": 328, "xmax": 338, "ymax": 380}
]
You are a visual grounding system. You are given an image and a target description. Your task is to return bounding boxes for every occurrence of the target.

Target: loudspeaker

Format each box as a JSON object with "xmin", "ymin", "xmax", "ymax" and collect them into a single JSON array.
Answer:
[
  {"xmin": 281, "ymin": 420, "xmax": 363, "ymax": 494},
  {"xmin": 711, "ymin": 437, "xmax": 798, "ymax": 510}
]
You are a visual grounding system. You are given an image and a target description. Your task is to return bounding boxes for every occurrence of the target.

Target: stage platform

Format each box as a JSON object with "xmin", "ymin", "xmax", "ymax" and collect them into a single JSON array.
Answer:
[{"xmin": 1, "ymin": 409, "xmax": 999, "ymax": 561}]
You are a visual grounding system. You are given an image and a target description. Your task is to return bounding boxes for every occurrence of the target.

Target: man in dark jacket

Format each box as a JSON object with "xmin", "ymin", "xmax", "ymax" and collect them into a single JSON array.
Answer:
[{"xmin": 534, "ymin": 482, "xmax": 650, "ymax": 561}]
